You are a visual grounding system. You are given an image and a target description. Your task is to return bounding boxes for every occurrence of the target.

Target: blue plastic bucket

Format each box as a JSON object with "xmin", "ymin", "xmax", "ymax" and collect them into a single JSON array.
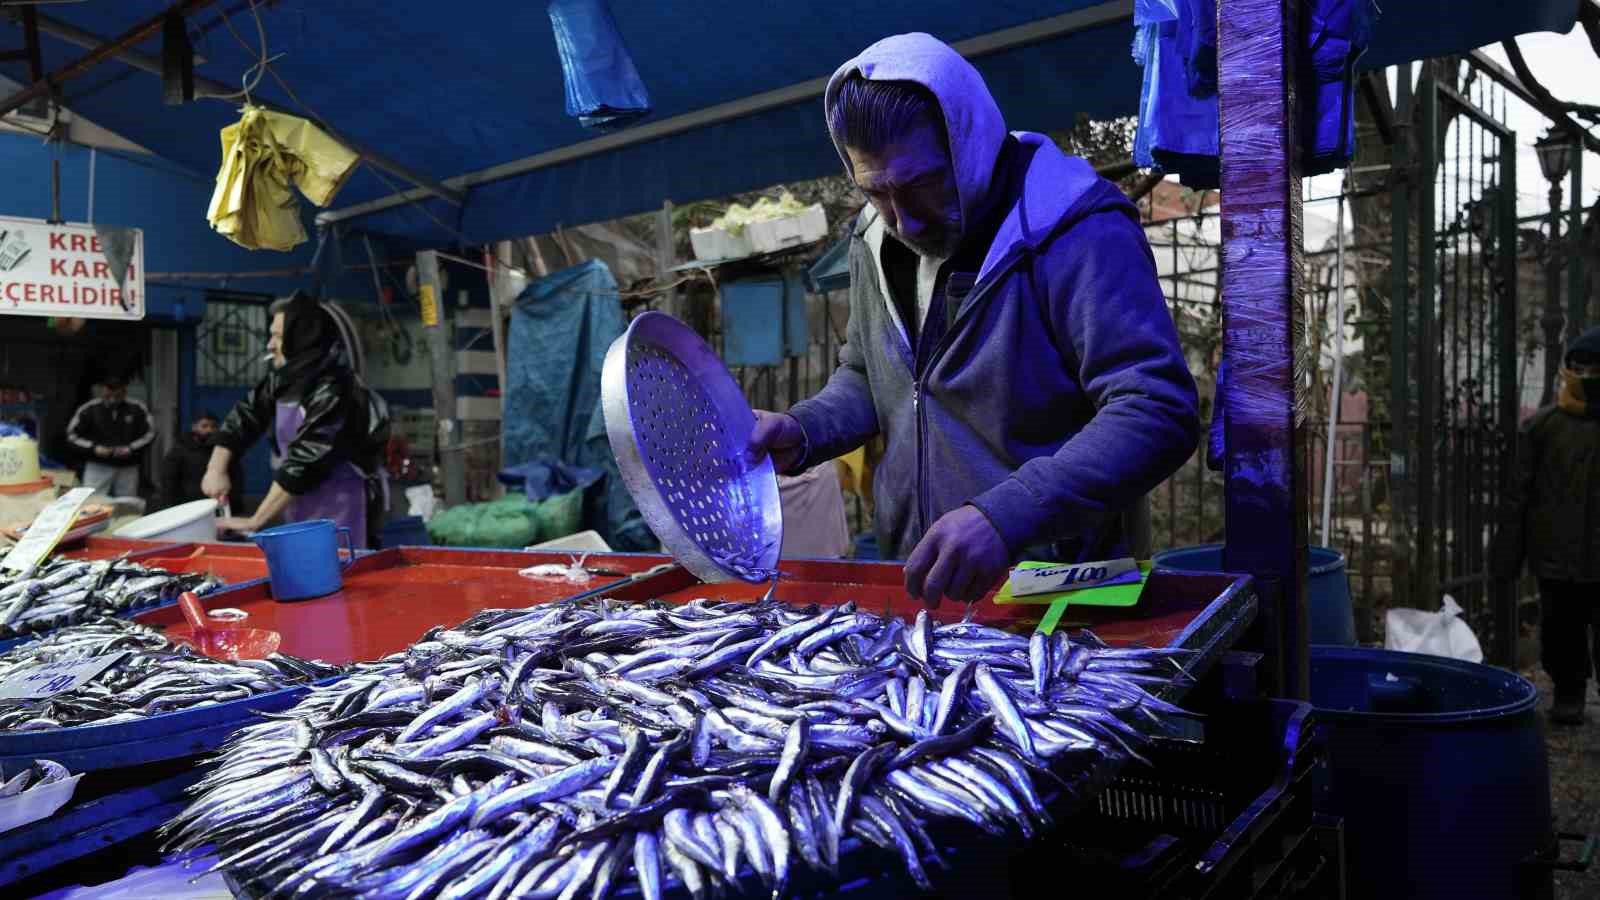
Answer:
[
  {"xmin": 1309, "ymin": 646, "xmax": 1553, "ymax": 899},
  {"xmin": 1152, "ymin": 543, "xmax": 1356, "ymax": 645},
  {"xmin": 253, "ymin": 519, "xmax": 353, "ymax": 602}
]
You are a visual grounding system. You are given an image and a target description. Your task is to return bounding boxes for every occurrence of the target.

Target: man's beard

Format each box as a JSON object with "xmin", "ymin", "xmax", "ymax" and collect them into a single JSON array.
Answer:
[{"xmin": 888, "ymin": 213, "xmax": 962, "ymax": 259}]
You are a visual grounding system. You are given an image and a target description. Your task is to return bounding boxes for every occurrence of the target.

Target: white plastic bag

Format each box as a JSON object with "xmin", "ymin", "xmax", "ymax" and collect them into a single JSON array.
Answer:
[
  {"xmin": 405, "ymin": 485, "xmax": 437, "ymax": 522},
  {"xmin": 1385, "ymin": 594, "xmax": 1483, "ymax": 663}
]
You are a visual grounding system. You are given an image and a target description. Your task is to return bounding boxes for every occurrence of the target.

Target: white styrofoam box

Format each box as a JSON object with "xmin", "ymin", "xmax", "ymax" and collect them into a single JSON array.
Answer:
[
  {"xmin": 746, "ymin": 204, "xmax": 828, "ymax": 254},
  {"xmin": 690, "ymin": 225, "xmax": 755, "ymax": 262}
]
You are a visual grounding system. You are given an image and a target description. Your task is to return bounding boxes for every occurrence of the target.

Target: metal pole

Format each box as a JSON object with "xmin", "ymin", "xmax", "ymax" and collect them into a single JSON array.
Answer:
[
  {"xmin": 1417, "ymin": 72, "xmax": 1438, "ymax": 606},
  {"xmin": 1494, "ymin": 130, "xmax": 1521, "ymax": 666},
  {"xmin": 1569, "ymin": 142, "xmax": 1586, "ymax": 336},
  {"xmin": 655, "ymin": 201, "xmax": 676, "ymax": 318},
  {"xmin": 1390, "ymin": 61, "xmax": 1413, "ymax": 610},
  {"xmin": 487, "ymin": 242, "xmax": 517, "ymax": 463},
  {"xmin": 1320, "ymin": 193, "xmax": 1347, "ymax": 547},
  {"xmin": 1541, "ymin": 174, "xmax": 1566, "ymax": 407},
  {"xmin": 1219, "ymin": 0, "xmax": 1310, "ymax": 700},
  {"xmin": 0, "ymin": 0, "xmax": 217, "ymax": 120},
  {"xmin": 417, "ymin": 251, "xmax": 466, "ymax": 507}
]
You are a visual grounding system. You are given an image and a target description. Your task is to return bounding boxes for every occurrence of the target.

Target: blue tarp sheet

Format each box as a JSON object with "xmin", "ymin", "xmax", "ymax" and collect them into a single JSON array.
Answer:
[
  {"xmin": 0, "ymin": 1, "xmax": 1575, "ymax": 247},
  {"xmin": 503, "ymin": 259, "xmax": 650, "ymax": 550}
]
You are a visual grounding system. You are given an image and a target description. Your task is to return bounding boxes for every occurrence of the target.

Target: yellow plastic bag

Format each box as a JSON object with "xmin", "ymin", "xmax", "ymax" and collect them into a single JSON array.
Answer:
[{"xmin": 207, "ymin": 106, "xmax": 359, "ymax": 251}]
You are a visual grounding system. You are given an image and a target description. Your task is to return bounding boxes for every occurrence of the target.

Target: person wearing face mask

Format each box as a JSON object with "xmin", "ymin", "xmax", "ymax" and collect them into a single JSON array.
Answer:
[
  {"xmin": 747, "ymin": 34, "xmax": 1198, "ymax": 608},
  {"xmin": 158, "ymin": 411, "xmax": 244, "ymax": 511},
  {"xmin": 204, "ymin": 292, "xmax": 391, "ymax": 548},
  {"xmin": 1497, "ymin": 326, "xmax": 1600, "ymax": 725}
]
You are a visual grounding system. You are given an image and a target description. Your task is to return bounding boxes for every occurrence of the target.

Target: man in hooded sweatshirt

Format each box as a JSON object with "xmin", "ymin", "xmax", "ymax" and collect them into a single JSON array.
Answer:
[
  {"xmin": 204, "ymin": 293, "xmax": 390, "ymax": 548},
  {"xmin": 1496, "ymin": 326, "xmax": 1600, "ymax": 725},
  {"xmin": 748, "ymin": 33, "xmax": 1199, "ymax": 608}
]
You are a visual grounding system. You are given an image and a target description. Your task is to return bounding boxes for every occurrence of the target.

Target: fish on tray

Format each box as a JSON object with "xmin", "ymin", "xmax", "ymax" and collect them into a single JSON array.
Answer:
[
  {"xmin": 168, "ymin": 595, "xmax": 1199, "ymax": 899},
  {"xmin": 0, "ymin": 555, "xmax": 226, "ymax": 639},
  {"xmin": 0, "ymin": 618, "xmax": 342, "ymax": 731}
]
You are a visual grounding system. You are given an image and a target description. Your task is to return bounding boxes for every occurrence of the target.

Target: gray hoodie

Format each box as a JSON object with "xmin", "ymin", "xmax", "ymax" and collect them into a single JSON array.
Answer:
[{"xmin": 788, "ymin": 33, "xmax": 1199, "ymax": 563}]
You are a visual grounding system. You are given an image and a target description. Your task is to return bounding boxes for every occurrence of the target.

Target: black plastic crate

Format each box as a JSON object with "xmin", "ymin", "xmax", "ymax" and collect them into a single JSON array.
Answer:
[{"xmin": 1014, "ymin": 697, "xmax": 1337, "ymax": 899}]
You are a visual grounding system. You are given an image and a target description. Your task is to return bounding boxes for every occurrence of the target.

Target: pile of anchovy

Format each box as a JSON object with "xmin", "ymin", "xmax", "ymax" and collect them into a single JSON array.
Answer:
[
  {"xmin": 169, "ymin": 597, "xmax": 1196, "ymax": 899},
  {"xmin": 0, "ymin": 617, "xmax": 342, "ymax": 731},
  {"xmin": 0, "ymin": 555, "xmax": 224, "ymax": 639}
]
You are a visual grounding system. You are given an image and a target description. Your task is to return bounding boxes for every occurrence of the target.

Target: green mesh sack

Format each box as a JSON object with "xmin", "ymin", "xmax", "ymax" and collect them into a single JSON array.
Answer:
[{"xmin": 533, "ymin": 489, "xmax": 584, "ymax": 544}]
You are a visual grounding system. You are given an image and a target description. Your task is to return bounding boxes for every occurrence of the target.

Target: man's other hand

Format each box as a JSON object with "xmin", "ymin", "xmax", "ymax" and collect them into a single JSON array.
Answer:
[
  {"xmin": 746, "ymin": 411, "xmax": 806, "ymax": 474},
  {"xmin": 904, "ymin": 505, "xmax": 1010, "ymax": 609}
]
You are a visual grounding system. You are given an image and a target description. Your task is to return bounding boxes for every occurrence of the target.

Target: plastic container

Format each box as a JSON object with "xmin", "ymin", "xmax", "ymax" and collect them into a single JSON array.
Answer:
[
  {"xmin": 745, "ymin": 203, "xmax": 828, "ymax": 253},
  {"xmin": 115, "ymin": 498, "xmax": 217, "ymax": 543},
  {"xmin": 252, "ymin": 519, "xmax": 353, "ymax": 601},
  {"xmin": 1153, "ymin": 543, "xmax": 1356, "ymax": 645},
  {"xmin": 379, "ymin": 515, "xmax": 430, "ymax": 548},
  {"xmin": 1309, "ymin": 646, "xmax": 1558, "ymax": 900},
  {"xmin": 688, "ymin": 224, "xmax": 754, "ymax": 261}
]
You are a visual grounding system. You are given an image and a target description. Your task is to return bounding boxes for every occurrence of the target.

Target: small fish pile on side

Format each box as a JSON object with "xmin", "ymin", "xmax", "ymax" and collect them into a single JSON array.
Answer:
[
  {"xmin": 0, "ymin": 618, "xmax": 342, "ymax": 731},
  {"xmin": 0, "ymin": 556, "xmax": 225, "ymax": 639},
  {"xmin": 168, "ymin": 596, "xmax": 1197, "ymax": 899}
]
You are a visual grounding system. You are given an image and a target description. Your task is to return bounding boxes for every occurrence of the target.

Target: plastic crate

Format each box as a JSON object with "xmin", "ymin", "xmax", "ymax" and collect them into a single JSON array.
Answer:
[{"xmin": 1013, "ymin": 698, "xmax": 1336, "ymax": 899}]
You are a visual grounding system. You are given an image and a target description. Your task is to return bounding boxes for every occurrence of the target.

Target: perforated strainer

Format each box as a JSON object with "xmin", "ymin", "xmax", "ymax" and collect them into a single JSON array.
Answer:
[{"xmin": 601, "ymin": 312, "xmax": 783, "ymax": 584}]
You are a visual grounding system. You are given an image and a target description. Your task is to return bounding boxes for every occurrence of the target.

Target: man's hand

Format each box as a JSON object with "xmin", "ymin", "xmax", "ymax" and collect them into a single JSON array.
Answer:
[
  {"xmin": 904, "ymin": 505, "xmax": 1011, "ymax": 609},
  {"xmin": 113, "ymin": 447, "xmax": 131, "ymax": 460},
  {"xmin": 201, "ymin": 468, "xmax": 232, "ymax": 502},
  {"xmin": 745, "ymin": 411, "xmax": 806, "ymax": 474},
  {"xmin": 93, "ymin": 445, "xmax": 112, "ymax": 459}
]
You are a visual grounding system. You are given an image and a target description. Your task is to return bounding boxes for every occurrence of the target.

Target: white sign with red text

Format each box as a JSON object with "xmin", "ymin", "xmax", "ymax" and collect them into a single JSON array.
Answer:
[{"xmin": 0, "ymin": 216, "xmax": 144, "ymax": 321}]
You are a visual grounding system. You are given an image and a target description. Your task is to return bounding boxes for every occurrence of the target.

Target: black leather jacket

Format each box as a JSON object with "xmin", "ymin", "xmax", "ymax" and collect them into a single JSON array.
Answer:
[{"xmin": 217, "ymin": 369, "xmax": 390, "ymax": 495}]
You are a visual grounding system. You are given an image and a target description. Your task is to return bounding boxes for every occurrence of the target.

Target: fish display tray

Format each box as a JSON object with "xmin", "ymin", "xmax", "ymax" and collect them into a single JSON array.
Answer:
[
  {"xmin": 0, "ymin": 679, "xmax": 315, "ymax": 773},
  {"xmin": 0, "ymin": 759, "xmax": 203, "ymax": 889},
  {"xmin": 133, "ymin": 547, "xmax": 674, "ymax": 665}
]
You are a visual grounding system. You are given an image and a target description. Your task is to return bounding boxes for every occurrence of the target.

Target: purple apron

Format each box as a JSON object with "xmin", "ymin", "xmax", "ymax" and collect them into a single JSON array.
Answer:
[{"xmin": 275, "ymin": 402, "xmax": 370, "ymax": 549}]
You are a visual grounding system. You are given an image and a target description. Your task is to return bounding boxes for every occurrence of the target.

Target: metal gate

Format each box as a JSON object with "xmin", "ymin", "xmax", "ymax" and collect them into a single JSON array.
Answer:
[
  {"xmin": 194, "ymin": 291, "xmax": 275, "ymax": 498},
  {"xmin": 1391, "ymin": 64, "xmax": 1520, "ymax": 662}
]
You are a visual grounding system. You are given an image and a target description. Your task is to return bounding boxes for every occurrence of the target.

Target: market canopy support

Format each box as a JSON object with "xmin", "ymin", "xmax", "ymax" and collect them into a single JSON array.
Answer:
[{"xmin": 1218, "ymin": 0, "xmax": 1311, "ymax": 700}]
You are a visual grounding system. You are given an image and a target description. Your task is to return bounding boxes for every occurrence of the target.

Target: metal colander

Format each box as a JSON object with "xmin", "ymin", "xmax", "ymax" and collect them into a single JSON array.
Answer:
[{"xmin": 601, "ymin": 312, "xmax": 782, "ymax": 584}]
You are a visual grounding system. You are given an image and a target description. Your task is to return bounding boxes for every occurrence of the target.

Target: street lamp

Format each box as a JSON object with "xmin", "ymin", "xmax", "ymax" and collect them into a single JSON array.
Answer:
[{"xmin": 1535, "ymin": 127, "xmax": 1572, "ymax": 406}]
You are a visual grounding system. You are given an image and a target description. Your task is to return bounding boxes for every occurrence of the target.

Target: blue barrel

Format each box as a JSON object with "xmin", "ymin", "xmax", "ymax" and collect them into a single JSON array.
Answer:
[
  {"xmin": 1152, "ymin": 543, "xmax": 1356, "ymax": 645},
  {"xmin": 1309, "ymin": 646, "xmax": 1553, "ymax": 899}
]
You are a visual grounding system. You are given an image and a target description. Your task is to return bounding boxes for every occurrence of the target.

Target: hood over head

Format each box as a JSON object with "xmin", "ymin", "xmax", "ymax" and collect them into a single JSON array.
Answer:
[{"xmin": 824, "ymin": 33, "xmax": 1007, "ymax": 236}]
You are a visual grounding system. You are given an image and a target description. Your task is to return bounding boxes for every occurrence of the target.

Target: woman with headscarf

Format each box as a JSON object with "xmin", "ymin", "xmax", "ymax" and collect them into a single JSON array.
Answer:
[{"xmin": 203, "ymin": 292, "xmax": 391, "ymax": 548}]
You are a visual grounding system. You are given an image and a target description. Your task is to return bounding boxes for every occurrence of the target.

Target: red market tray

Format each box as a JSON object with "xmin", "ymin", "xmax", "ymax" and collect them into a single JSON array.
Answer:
[
  {"xmin": 122, "ymin": 541, "xmax": 271, "ymax": 584},
  {"xmin": 133, "ymin": 547, "xmax": 673, "ymax": 665},
  {"xmin": 58, "ymin": 536, "xmax": 179, "ymax": 561}
]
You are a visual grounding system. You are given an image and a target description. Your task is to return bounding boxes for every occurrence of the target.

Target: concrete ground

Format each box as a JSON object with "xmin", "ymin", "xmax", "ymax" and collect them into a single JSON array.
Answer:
[{"xmin": 1526, "ymin": 668, "xmax": 1600, "ymax": 899}]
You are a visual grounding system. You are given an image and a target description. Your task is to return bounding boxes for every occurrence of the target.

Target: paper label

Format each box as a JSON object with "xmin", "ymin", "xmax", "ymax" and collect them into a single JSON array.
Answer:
[
  {"xmin": 0, "ymin": 652, "xmax": 126, "ymax": 701},
  {"xmin": 1008, "ymin": 557, "xmax": 1139, "ymax": 598},
  {"xmin": 2, "ymin": 486, "xmax": 94, "ymax": 572},
  {"xmin": 419, "ymin": 283, "xmax": 439, "ymax": 327}
]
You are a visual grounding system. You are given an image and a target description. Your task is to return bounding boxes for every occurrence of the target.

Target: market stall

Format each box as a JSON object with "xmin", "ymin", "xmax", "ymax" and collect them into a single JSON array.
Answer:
[{"xmin": 0, "ymin": 0, "xmax": 1587, "ymax": 898}]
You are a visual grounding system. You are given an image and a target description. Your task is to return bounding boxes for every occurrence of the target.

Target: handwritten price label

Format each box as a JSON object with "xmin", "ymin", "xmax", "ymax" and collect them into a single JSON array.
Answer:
[
  {"xmin": 2, "ymin": 486, "xmax": 94, "ymax": 573},
  {"xmin": 0, "ymin": 652, "xmax": 126, "ymax": 701}
]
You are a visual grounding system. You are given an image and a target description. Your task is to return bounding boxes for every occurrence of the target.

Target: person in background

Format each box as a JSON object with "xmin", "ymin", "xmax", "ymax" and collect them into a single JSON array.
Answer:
[
  {"xmin": 204, "ymin": 292, "xmax": 390, "ymax": 548},
  {"xmin": 160, "ymin": 411, "xmax": 244, "ymax": 510},
  {"xmin": 65, "ymin": 373, "xmax": 154, "ymax": 498},
  {"xmin": 747, "ymin": 34, "xmax": 1197, "ymax": 607},
  {"xmin": 1497, "ymin": 326, "xmax": 1600, "ymax": 726}
]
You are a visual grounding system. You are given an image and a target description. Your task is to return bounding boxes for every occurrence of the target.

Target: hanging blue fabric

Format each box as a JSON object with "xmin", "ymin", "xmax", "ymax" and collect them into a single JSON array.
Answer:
[
  {"xmin": 1132, "ymin": 0, "xmax": 1375, "ymax": 187},
  {"xmin": 548, "ymin": 0, "xmax": 651, "ymax": 131}
]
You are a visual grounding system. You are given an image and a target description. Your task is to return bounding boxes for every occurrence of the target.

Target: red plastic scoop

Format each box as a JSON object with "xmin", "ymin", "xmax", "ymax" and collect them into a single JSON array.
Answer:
[{"xmin": 171, "ymin": 591, "xmax": 281, "ymax": 661}]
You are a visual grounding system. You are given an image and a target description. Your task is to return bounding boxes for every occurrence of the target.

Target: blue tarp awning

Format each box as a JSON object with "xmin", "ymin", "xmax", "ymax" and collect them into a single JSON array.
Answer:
[{"xmin": 0, "ymin": 1, "xmax": 1576, "ymax": 248}]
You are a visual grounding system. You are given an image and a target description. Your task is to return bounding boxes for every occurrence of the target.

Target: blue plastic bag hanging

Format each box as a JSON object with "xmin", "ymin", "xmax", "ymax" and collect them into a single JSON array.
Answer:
[{"xmin": 548, "ymin": 0, "xmax": 651, "ymax": 131}]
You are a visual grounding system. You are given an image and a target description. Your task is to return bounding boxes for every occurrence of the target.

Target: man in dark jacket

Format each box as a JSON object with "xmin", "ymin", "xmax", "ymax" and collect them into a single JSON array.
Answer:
[
  {"xmin": 748, "ymin": 34, "xmax": 1198, "ymax": 607},
  {"xmin": 65, "ymin": 373, "xmax": 155, "ymax": 498},
  {"xmin": 159, "ymin": 411, "xmax": 244, "ymax": 510},
  {"xmin": 1498, "ymin": 326, "xmax": 1600, "ymax": 725}
]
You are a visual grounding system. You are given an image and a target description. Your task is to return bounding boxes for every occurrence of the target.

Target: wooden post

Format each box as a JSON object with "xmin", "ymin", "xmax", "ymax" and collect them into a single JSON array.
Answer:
[
  {"xmin": 655, "ymin": 201, "xmax": 677, "ymax": 317},
  {"xmin": 416, "ymin": 250, "xmax": 465, "ymax": 507},
  {"xmin": 1218, "ymin": 0, "xmax": 1311, "ymax": 699},
  {"xmin": 487, "ymin": 241, "xmax": 519, "ymax": 463}
]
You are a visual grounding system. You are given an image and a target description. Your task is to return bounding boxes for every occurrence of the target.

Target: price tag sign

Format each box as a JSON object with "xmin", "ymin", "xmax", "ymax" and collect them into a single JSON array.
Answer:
[
  {"xmin": 2, "ymin": 487, "xmax": 94, "ymax": 573},
  {"xmin": 0, "ymin": 652, "xmax": 126, "ymax": 701}
]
